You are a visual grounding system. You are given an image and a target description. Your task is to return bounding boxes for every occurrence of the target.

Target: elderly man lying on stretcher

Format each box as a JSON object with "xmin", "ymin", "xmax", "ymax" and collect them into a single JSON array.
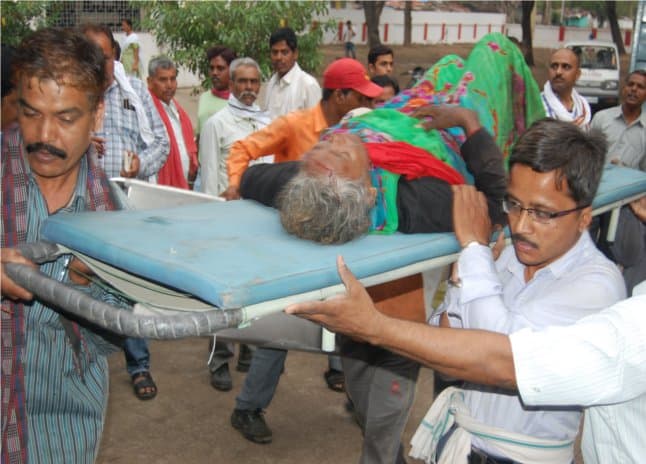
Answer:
[
  {"xmin": 237, "ymin": 104, "xmax": 511, "ymax": 463},
  {"xmin": 240, "ymin": 105, "xmax": 507, "ymax": 243},
  {"xmin": 233, "ymin": 32, "xmax": 545, "ymax": 463}
]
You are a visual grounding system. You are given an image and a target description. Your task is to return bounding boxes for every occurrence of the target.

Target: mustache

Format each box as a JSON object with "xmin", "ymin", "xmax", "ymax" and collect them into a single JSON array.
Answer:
[
  {"xmin": 510, "ymin": 233, "xmax": 539, "ymax": 249},
  {"xmin": 239, "ymin": 91, "xmax": 258, "ymax": 99},
  {"xmin": 25, "ymin": 142, "xmax": 67, "ymax": 159}
]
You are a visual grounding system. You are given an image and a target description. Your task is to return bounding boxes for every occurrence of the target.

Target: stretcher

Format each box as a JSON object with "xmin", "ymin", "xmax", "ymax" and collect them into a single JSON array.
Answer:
[{"xmin": 6, "ymin": 164, "xmax": 646, "ymax": 352}]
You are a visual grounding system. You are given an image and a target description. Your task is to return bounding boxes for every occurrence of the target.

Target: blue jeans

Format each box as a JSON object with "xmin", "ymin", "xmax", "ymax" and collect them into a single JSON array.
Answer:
[
  {"xmin": 235, "ymin": 347, "xmax": 343, "ymax": 411},
  {"xmin": 345, "ymin": 41, "xmax": 356, "ymax": 58},
  {"xmin": 123, "ymin": 337, "xmax": 150, "ymax": 376},
  {"xmin": 235, "ymin": 347, "xmax": 286, "ymax": 410}
]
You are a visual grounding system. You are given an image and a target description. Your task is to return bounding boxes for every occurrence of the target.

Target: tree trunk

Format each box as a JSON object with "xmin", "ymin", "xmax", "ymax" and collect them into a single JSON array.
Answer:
[
  {"xmin": 404, "ymin": 1, "xmax": 412, "ymax": 46},
  {"xmin": 542, "ymin": 1, "xmax": 551, "ymax": 26},
  {"xmin": 362, "ymin": 1, "xmax": 385, "ymax": 50},
  {"xmin": 521, "ymin": 1, "xmax": 535, "ymax": 66},
  {"xmin": 606, "ymin": 1, "xmax": 626, "ymax": 55}
]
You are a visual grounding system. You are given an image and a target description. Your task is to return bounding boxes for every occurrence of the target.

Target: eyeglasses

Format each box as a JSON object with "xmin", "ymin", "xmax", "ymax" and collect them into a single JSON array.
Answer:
[{"xmin": 502, "ymin": 195, "xmax": 589, "ymax": 224}]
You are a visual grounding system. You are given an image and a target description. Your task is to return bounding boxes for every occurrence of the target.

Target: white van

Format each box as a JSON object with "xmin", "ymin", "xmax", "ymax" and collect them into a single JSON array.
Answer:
[{"xmin": 565, "ymin": 41, "xmax": 620, "ymax": 109}]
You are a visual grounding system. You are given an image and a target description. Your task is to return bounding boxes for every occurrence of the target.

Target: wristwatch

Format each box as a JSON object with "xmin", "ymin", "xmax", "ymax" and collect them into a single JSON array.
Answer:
[{"xmin": 461, "ymin": 240, "xmax": 486, "ymax": 249}]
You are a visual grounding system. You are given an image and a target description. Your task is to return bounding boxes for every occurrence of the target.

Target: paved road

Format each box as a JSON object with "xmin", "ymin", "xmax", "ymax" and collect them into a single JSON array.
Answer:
[
  {"xmin": 98, "ymin": 339, "xmax": 435, "ymax": 463},
  {"xmin": 97, "ymin": 43, "xmax": 589, "ymax": 463}
]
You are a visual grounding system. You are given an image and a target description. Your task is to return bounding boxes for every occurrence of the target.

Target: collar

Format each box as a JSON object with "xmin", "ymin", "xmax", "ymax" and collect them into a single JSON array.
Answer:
[
  {"xmin": 619, "ymin": 105, "xmax": 646, "ymax": 126},
  {"xmin": 24, "ymin": 148, "xmax": 90, "ymax": 212},
  {"xmin": 275, "ymin": 62, "xmax": 302, "ymax": 86},
  {"xmin": 106, "ymin": 79, "xmax": 118, "ymax": 94},
  {"xmin": 211, "ymin": 88, "xmax": 230, "ymax": 99},
  {"xmin": 162, "ymin": 99, "xmax": 179, "ymax": 117},
  {"xmin": 505, "ymin": 231, "xmax": 594, "ymax": 282}
]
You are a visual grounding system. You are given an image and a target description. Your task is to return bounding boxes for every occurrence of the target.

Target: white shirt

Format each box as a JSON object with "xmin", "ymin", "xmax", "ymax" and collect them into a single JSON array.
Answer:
[
  {"xmin": 198, "ymin": 106, "xmax": 269, "ymax": 196},
  {"xmin": 261, "ymin": 62, "xmax": 321, "ymax": 119},
  {"xmin": 342, "ymin": 25, "xmax": 355, "ymax": 42},
  {"xmin": 162, "ymin": 100, "xmax": 190, "ymax": 180},
  {"xmin": 439, "ymin": 232, "xmax": 626, "ymax": 460},
  {"xmin": 511, "ymin": 283, "xmax": 646, "ymax": 464}
]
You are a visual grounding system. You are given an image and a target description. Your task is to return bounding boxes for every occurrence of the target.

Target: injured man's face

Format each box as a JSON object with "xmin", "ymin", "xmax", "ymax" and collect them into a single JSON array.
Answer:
[
  {"xmin": 278, "ymin": 133, "xmax": 378, "ymax": 245},
  {"xmin": 302, "ymin": 133, "xmax": 372, "ymax": 184}
]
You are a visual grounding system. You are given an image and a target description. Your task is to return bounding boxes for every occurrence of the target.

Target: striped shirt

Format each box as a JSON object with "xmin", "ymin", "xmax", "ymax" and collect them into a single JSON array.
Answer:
[
  {"xmin": 100, "ymin": 77, "xmax": 169, "ymax": 179},
  {"xmin": 512, "ymin": 288, "xmax": 646, "ymax": 464},
  {"xmin": 21, "ymin": 156, "xmax": 120, "ymax": 463}
]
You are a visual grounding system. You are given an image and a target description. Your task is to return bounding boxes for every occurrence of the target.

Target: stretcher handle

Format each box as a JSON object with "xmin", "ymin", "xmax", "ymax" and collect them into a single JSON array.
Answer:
[{"xmin": 5, "ymin": 241, "xmax": 244, "ymax": 339}]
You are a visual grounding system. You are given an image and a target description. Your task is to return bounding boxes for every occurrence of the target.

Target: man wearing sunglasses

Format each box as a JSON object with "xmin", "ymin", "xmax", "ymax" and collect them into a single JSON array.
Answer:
[{"xmin": 288, "ymin": 118, "xmax": 626, "ymax": 463}]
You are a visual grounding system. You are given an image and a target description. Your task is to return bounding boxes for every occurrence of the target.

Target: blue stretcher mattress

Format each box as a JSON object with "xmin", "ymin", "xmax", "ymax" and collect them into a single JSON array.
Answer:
[{"xmin": 41, "ymin": 165, "xmax": 646, "ymax": 310}]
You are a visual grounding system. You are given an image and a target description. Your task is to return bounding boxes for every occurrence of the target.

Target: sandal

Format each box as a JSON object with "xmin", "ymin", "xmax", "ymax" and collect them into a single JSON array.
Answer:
[
  {"xmin": 323, "ymin": 368, "xmax": 345, "ymax": 393},
  {"xmin": 131, "ymin": 371, "xmax": 158, "ymax": 400}
]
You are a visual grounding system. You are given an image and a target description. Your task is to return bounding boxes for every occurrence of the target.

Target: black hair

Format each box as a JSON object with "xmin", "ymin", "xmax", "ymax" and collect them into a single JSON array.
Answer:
[
  {"xmin": 206, "ymin": 46, "xmax": 237, "ymax": 65},
  {"xmin": 322, "ymin": 88, "xmax": 352, "ymax": 101},
  {"xmin": 370, "ymin": 74, "xmax": 400, "ymax": 94},
  {"xmin": 368, "ymin": 45, "xmax": 393, "ymax": 65},
  {"xmin": 15, "ymin": 27, "xmax": 106, "ymax": 110},
  {"xmin": 626, "ymin": 69, "xmax": 646, "ymax": 82},
  {"xmin": 2, "ymin": 44, "xmax": 16, "ymax": 98},
  {"xmin": 508, "ymin": 118, "xmax": 606, "ymax": 206},
  {"xmin": 270, "ymin": 27, "xmax": 298, "ymax": 51}
]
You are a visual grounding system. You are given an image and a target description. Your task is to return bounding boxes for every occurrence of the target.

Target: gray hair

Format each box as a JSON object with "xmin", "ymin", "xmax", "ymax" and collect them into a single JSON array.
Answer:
[
  {"xmin": 229, "ymin": 57, "xmax": 261, "ymax": 80},
  {"xmin": 148, "ymin": 55, "xmax": 176, "ymax": 77},
  {"xmin": 277, "ymin": 171, "xmax": 373, "ymax": 244}
]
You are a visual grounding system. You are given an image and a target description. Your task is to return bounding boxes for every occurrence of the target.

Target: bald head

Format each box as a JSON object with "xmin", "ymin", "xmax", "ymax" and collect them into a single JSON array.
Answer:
[{"xmin": 548, "ymin": 48, "xmax": 581, "ymax": 99}]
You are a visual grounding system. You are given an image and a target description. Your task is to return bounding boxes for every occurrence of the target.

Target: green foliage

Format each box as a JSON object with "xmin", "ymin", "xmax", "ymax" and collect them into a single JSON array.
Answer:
[
  {"xmin": 1, "ymin": 1, "xmax": 61, "ymax": 46},
  {"xmin": 140, "ymin": 1, "xmax": 334, "ymax": 87}
]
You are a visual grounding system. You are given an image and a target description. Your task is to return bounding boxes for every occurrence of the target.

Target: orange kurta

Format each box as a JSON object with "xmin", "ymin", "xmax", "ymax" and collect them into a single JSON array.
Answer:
[{"xmin": 227, "ymin": 102, "xmax": 327, "ymax": 187}]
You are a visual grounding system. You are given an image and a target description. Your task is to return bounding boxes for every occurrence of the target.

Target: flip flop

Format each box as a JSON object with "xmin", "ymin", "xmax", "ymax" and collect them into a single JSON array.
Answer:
[{"xmin": 131, "ymin": 371, "xmax": 158, "ymax": 400}]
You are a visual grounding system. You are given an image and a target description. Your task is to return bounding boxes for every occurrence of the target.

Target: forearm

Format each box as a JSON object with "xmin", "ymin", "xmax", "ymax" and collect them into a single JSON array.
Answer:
[
  {"xmin": 137, "ymin": 87, "xmax": 170, "ymax": 178},
  {"xmin": 138, "ymin": 138, "xmax": 170, "ymax": 178},
  {"xmin": 371, "ymin": 315, "xmax": 517, "ymax": 389},
  {"xmin": 461, "ymin": 128, "xmax": 507, "ymax": 224},
  {"xmin": 227, "ymin": 143, "xmax": 253, "ymax": 188},
  {"xmin": 227, "ymin": 124, "xmax": 287, "ymax": 187}
]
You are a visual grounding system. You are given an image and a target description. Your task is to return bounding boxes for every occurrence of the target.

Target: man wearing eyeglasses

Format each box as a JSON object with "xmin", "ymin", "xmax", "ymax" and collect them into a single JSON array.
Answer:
[
  {"xmin": 414, "ymin": 118, "xmax": 625, "ymax": 463},
  {"xmin": 445, "ymin": 119, "xmax": 629, "ymax": 463},
  {"xmin": 287, "ymin": 118, "xmax": 626, "ymax": 463}
]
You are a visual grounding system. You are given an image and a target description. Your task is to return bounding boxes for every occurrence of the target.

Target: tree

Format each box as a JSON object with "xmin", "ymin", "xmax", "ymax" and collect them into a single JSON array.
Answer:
[
  {"xmin": 362, "ymin": 1, "xmax": 385, "ymax": 50},
  {"xmin": 521, "ymin": 1, "xmax": 535, "ymax": 66},
  {"xmin": 1, "ymin": 1, "xmax": 61, "ymax": 46},
  {"xmin": 606, "ymin": 1, "xmax": 626, "ymax": 55},
  {"xmin": 403, "ymin": 1, "xmax": 412, "ymax": 46},
  {"xmin": 541, "ymin": 1, "xmax": 552, "ymax": 26},
  {"xmin": 140, "ymin": 1, "xmax": 332, "ymax": 86}
]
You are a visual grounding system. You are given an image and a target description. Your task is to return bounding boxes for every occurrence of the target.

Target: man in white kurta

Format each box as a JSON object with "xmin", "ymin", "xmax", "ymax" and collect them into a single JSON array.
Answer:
[
  {"xmin": 261, "ymin": 27, "xmax": 321, "ymax": 120},
  {"xmin": 199, "ymin": 58, "xmax": 271, "ymax": 196}
]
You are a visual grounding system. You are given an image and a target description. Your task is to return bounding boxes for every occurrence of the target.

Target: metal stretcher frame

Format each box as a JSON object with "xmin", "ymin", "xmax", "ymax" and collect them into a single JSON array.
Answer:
[{"xmin": 5, "ymin": 165, "xmax": 646, "ymax": 351}]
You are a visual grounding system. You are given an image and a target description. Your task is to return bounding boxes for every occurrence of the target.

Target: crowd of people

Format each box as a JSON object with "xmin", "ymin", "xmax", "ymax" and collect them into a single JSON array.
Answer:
[{"xmin": 1, "ymin": 17, "xmax": 645, "ymax": 464}]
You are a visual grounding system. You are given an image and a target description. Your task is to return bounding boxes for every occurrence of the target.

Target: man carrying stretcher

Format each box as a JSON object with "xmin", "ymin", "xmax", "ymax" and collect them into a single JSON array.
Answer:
[{"xmin": 234, "ymin": 33, "xmax": 570, "ymax": 464}]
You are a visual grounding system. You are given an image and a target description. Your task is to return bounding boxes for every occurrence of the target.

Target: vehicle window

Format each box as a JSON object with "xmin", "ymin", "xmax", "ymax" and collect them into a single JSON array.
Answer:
[{"xmin": 579, "ymin": 46, "xmax": 617, "ymax": 70}]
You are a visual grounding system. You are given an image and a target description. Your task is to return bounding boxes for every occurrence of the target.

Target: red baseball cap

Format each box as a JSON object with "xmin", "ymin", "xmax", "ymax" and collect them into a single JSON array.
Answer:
[{"xmin": 323, "ymin": 58, "xmax": 383, "ymax": 98}]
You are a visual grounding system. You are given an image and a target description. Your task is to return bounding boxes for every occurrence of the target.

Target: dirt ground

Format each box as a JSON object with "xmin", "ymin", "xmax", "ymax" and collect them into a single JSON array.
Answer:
[{"xmin": 96, "ymin": 42, "xmax": 611, "ymax": 464}]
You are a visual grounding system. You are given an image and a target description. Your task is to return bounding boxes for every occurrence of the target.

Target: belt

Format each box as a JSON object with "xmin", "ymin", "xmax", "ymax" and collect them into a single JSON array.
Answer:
[{"xmin": 468, "ymin": 447, "xmax": 517, "ymax": 464}]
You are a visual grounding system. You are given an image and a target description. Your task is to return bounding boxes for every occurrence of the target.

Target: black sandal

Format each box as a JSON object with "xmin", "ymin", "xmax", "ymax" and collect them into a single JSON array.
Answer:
[
  {"xmin": 323, "ymin": 368, "xmax": 345, "ymax": 393},
  {"xmin": 131, "ymin": 371, "xmax": 158, "ymax": 400}
]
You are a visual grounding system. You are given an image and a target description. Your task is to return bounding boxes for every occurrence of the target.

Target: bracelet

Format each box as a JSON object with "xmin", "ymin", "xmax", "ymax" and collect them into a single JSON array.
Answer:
[{"xmin": 447, "ymin": 276, "xmax": 462, "ymax": 288}]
